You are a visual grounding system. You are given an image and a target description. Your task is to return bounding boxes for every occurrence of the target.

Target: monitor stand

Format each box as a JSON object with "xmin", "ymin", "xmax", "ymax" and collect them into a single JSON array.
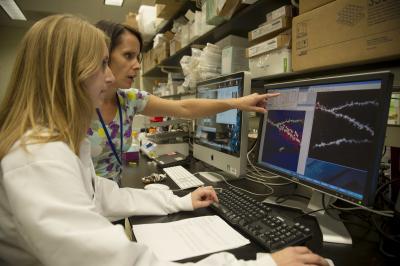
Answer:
[{"xmin": 263, "ymin": 187, "xmax": 352, "ymax": 245}]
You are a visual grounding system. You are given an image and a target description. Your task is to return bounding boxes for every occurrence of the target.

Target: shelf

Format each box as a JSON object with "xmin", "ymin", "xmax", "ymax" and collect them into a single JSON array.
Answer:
[
  {"xmin": 142, "ymin": 66, "xmax": 167, "ymax": 77},
  {"xmin": 149, "ymin": 118, "xmax": 192, "ymax": 127},
  {"xmin": 251, "ymin": 59, "xmax": 400, "ymax": 90},
  {"xmin": 160, "ymin": 92, "xmax": 195, "ymax": 98},
  {"xmin": 142, "ymin": 1, "xmax": 197, "ymax": 53},
  {"xmin": 143, "ymin": 0, "xmax": 291, "ymax": 77}
]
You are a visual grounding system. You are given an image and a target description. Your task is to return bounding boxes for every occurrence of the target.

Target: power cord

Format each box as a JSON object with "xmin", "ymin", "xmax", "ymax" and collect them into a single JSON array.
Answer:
[
  {"xmin": 202, "ymin": 171, "xmax": 274, "ymax": 196},
  {"xmin": 246, "ymin": 122, "xmax": 293, "ymax": 185}
]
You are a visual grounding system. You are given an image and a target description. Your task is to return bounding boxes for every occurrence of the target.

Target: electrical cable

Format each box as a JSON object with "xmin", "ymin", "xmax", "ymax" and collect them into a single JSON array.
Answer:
[
  {"xmin": 245, "ymin": 118, "xmax": 289, "ymax": 181},
  {"xmin": 324, "ymin": 194, "xmax": 393, "ymax": 218},
  {"xmin": 246, "ymin": 174, "xmax": 293, "ymax": 186},
  {"xmin": 204, "ymin": 171, "xmax": 274, "ymax": 196},
  {"xmin": 321, "ymin": 194, "xmax": 380, "ymax": 230},
  {"xmin": 374, "ymin": 178, "xmax": 400, "ymax": 206},
  {"xmin": 293, "ymin": 208, "xmax": 329, "ymax": 221},
  {"xmin": 329, "ymin": 203, "xmax": 394, "ymax": 214},
  {"xmin": 371, "ymin": 215, "xmax": 400, "ymax": 244}
]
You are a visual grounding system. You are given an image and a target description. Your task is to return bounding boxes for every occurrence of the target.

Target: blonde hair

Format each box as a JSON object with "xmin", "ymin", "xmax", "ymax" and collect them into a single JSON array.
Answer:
[{"xmin": 0, "ymin": 14, "xmax": 108, "ymax": 159}]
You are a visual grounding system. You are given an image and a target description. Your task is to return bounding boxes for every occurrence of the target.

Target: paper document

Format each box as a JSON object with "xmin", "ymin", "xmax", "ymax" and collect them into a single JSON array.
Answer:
[{"xmin": 132, "ymin": 215, "xmax": 250, "ymax": 261}]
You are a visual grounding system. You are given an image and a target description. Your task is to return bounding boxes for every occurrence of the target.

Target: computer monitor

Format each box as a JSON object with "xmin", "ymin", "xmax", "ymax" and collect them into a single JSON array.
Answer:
[
  {"xmin": 193, "ymin": 72, "xmax": 251, "ymax": 179},
  {"xmin": 257, "ymin": 71, "xmax": 393, "ymax": 243}
]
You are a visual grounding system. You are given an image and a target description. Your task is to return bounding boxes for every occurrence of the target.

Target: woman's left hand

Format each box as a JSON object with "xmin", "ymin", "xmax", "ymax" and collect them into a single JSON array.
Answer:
[
  {"xmin": 191, "ymin": 186, "xmax": 219, "ymax": 209},
  {"xmin": 234, "ymin": 93, "xmax": 280, "ymax": 113}
]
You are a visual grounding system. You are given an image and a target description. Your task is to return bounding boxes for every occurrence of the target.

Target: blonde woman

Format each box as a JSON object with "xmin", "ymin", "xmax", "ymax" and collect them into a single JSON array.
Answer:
[{"xmin": 0, "ymin": 14, "xmax": 328, "ymax": 266}]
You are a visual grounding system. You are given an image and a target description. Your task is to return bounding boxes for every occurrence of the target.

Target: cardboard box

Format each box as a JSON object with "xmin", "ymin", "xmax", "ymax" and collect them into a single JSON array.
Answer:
[
  {"xmin": 156, "ymin": 2, "xmax": 183, "ymax": 19},
  {"xmin": 266, "ymin": 5, "xmax": 293, "ymax": 22},
  {"xmin": 299, "ymin": 0, "xmax": 335, "ymax": 14},
  {"xmin": 180, "ymin": 23, "xmax": 190, "ymax": 47},
  {"xmin": 249, "ymin": 48, "xmax": 292, "ymax": 78},
  {"xmin": 124, "ymin": 12, "xmax": 139, "ymax": 30},
  {"xmin": 153, "ymin": 42, "xmax": 169, "ymax": 65},
  {"xmin": 205, "ymin": 0, "xmax": 226, "ymax": 26},
  {"xmin": 246, "ymin": 32, "xmax": 291, "ymax": 58},
  {"xmin": 215, "ymin": 35, "xmax": 248, "ymax": 49},
  {"xmin": 142, "ymin": 50, "xmax": 155, "ymax": 74},
  {"xmin": 221, "ymin": 46, "xmax": 249, "ymax": 74},
  {"xmin": 170, "ymin": 38, "xmax": 182, "ymax": 56},
  {"xmin": 202, "ymin": 0, "xmax": 240, "ymax": 26},
  {"xmin": 249, "ymin": 16, "xmax": 292, "ymax": 43},
  {"xmin": 155, "ymin": 0, "xmax": 186, "ymax": 4},
  {"xmin": 241, "ymin": 0, "xmax": 257, "ymax": 4},
  {"xmin": 388, "ymin": 92, "xmax": 400, "ymax": 125},
  {"xmin": 217, "ymin": 0, "xmax": 241, "ymax": 19},
  {"xmin": 201, "ymin": 1, "xmax": 215, "ymax": 34},
  {"xmin": 292, "ymin": 0, "xmax": 400, "ymax": 72}
]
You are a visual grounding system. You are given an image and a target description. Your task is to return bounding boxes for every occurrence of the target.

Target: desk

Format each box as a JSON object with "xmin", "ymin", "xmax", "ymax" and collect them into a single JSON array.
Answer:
[{"xmin": 122, "ymin": 155, "xmax": 395, "ymax": 266}]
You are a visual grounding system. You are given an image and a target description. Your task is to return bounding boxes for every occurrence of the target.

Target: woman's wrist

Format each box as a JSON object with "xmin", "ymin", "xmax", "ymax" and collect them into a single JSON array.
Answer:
[{"xmin": 224, "ymin": 98, "xmax": 239, "ymax": 110}]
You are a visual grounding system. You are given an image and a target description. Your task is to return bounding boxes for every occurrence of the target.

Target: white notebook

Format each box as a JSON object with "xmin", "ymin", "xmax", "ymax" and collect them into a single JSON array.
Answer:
[{"xmin": 132, "ymin": 215, "xmax": 250, "ymax": 261}]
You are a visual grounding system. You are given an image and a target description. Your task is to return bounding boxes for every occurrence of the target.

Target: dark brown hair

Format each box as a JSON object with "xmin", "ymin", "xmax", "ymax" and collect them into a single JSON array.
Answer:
[{"xmin": 95, "ymin": 20, "xmax": 143, "ymax": 55}]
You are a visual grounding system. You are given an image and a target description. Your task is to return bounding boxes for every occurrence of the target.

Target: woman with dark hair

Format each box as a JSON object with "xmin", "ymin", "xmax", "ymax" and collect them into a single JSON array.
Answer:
[{"xmin": 88, "ymin": 20, "xmax": 280, "ymax": 183}]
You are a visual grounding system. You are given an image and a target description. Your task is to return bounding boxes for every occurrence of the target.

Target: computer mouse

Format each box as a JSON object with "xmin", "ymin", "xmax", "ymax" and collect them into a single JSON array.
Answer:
[{"xmin": 144, "ymin": 183, "xmax": 170, "ymax": 191}]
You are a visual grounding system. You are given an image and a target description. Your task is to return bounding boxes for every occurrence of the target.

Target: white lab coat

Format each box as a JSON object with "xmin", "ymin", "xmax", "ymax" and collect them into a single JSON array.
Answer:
[{"xmin": 0, "ymin": 138, "xmax": 276, "ymax": 266}]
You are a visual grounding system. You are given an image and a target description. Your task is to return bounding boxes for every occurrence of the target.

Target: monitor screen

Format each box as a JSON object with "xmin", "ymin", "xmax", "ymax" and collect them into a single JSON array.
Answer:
[
  {"xmin": 258, "ymin": 72, "xmax": 393, "ymax": 206},
  {"xmin": 195, "ymin": 77, "xmax": 242, "ymax": 156},
  {"xmin": 193, "ymin": 72, "xmax": 251, "ymax": 177}
]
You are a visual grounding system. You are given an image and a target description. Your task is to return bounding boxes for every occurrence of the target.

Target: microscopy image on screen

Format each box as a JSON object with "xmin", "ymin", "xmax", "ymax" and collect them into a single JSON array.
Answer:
[
  {"xmin": 308, "ymin": 90, "xmax": 381, "ymax": 171},
  {"xmin": 261, "ymin": 110, "xmax": 306, "ymax": 172},
  {"xmin": 304, "ymin": 158, "xmax": 367, "ymax": 198}
]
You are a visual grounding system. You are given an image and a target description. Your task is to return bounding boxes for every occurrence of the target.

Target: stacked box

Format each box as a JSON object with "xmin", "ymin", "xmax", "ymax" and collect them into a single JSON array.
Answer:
[
  {"xmin": 299, "ymin": 0, "xmax": 334, "ymax": 14},
  {"xmin": 153, "ymin": 42, "xmax": 169, "ymax": 65},
  {"xmin": 142, "ymin": 50, "xmax": 154, "ymax": 74},
  {"xmin": 247, "ymin": 5, "xmax": 293, "ymax": 78},
  {"xmin": 248, "ymin": 16, "xmax": 291, "ymax": 44},
  {"xmin": 292, "ymin": 0, "xmax": 400, "ymax": 72},
  {"xmin": 249, "ymin": 48, "xmax": 291, "ymax": 78},
  {"xmin": 221, "ymin": 46, "xmax": 249, "ymax": 74},
  {"xmin": 170, "ymin": 37, "xmax": 182, "ymax": 56},
  {"xmin": 215, "ymin": 35, "xmax": 248, "ymax": 49},
  {"xmin": 246, "ymin": 32, "xmax": 291, "ymax": 58}
]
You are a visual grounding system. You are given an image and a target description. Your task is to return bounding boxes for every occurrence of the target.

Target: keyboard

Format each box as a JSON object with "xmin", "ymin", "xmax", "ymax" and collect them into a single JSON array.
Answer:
[
  {"xmin": 211, "ymin": 186, "xmax": 312, "ymax": 251},
  {"xmin": 163, "ymin": 165, "xmax": 204, "ymax": 189}
]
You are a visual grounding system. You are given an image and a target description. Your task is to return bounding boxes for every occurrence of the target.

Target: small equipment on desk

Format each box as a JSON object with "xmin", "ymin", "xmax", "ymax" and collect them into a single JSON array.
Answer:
[
  {"xmin": 140, "ymin": 140, "xmax": 189, "ymax": 159},
  {"xmin": 163, "ymin": 165, "xmax": 204, "ymax": 190},
  {"xmin": 153, "ymin": 152, "xmax": 188, "ymax": 168},
  {"xmin": 141, "ymin": 173, "xmax": 166, "ymax": 184},
  {"xmin": 211, "ymin": 186, "xmax": 313, "ymax": 252}
]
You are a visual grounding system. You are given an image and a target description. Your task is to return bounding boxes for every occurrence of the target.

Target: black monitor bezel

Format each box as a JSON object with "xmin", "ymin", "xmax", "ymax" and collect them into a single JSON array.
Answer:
[
  {"xmin": 195, "ymin": 72, "xmax": 246, "ymax": 158},
  {"xmin": 257, "ymin": 72, "xmax": 393, "ymax": 207}
]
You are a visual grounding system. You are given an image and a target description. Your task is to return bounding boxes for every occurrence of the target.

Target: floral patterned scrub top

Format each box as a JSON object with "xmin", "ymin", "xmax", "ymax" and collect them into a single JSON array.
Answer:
[{"xmin": 87, "ymin": 88, "xmax": 150, "ymax": 183}]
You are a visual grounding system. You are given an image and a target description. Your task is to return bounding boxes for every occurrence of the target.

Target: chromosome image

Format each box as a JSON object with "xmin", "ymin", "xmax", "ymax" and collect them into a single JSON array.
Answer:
[
  {"xmin": 261, "ymin": 110, "xmax": 306, "ymax": 172},
  {"xmin": 305, "ymin": 89, "xmax": 381, "ymax": 195}
]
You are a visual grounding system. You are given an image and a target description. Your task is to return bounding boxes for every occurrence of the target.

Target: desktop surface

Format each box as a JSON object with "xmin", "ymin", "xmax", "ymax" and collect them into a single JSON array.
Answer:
[{"xmin": 122, "ymin": 155, "xmax": 396, "ymax": 266}]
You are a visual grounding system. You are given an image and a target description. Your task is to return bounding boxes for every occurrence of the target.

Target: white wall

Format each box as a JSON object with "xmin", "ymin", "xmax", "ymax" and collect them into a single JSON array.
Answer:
[{"xmin": 0, "ymin": 26, "xmax": 28, "ymax": 101}]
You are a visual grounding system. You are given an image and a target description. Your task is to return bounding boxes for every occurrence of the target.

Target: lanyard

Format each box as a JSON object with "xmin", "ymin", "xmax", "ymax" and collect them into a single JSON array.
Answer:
[{"xmin": 96, "ymin": 93, "xmax": 124, "ymax": 166}]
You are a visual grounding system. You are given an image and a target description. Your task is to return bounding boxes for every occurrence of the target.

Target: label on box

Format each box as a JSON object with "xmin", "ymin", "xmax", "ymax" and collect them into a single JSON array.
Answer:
[
  {"xmin": 266, "ymin": 5, "xmax": 291, "ymax": 21},
  {"xmin": 249, "ymin": 48, "xmax": 291, "ymax": 78},
  {"xmin": 248, "ymin": 38, "xmax": 279, "ymax": 57},
  {"xmin": 251, "ymin": 18, "xmax": 284, "ymax": 40}
]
